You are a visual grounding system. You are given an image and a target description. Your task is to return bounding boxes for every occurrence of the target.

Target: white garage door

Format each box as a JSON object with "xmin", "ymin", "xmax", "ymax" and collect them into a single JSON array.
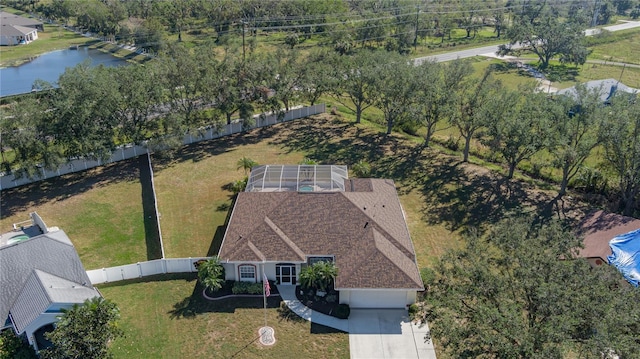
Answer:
[{"xmin": 348, "ymin": 290, "xmax": 407, "ymax": 308}]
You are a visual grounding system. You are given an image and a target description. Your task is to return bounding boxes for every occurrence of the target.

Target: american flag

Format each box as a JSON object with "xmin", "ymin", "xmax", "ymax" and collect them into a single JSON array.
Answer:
[{"xmin": 263, "ymin": 272, "xmax": 271, "ymax": 297}]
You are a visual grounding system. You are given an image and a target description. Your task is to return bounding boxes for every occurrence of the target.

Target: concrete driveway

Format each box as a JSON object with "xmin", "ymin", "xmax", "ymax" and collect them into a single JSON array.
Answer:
[{"xmin": 348, "ymin": 309, "xmax": 436, "ymax": 359}]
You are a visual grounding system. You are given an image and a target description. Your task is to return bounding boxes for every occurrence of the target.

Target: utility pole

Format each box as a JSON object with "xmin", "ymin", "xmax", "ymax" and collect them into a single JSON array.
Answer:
[
  {"xmin": 241, "ymin": 20, "xmax": 246, "ymax": 62},
  {"xmin": 592, "ymin": 0, "xmax": 600, "ymax": 27},
  {"xmin": 413, "ymin": 4, "xmax": 420, "ymax": 50}
]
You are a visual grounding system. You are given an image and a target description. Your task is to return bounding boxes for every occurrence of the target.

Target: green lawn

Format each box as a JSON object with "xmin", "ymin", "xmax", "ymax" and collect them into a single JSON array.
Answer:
[
  {"xmin": 151, "ymin": 133, "xmax": 307, "ymax": 259},
  {"xmin": 0, "ymin": 161, "xmax": 147, "ymax": 270},
  {"xmin": 0, "ymin": 23, "xmax": 97, "ymax": 67},
  {"xmin": 99, "ymin": 274, "xmax": 349, "ymax": 359},
  {"xmin": 587, "ymin": 28, "xmax": 640, "ymax": 65}
]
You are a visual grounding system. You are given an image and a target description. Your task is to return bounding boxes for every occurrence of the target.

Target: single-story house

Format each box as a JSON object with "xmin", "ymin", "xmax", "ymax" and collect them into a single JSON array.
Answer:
[
  {"xmin": 556, "ymin": 79, "xmax": 638, "ymax": 104},
  {"xmin": 0, "ymin": 11, "xmax": 42, "ymax": 46},
  {"xmin": 0, "ymin": 11, "xmax": 44, "ymax": 31},
  {"xmin": 0, "ymin": 23, "xmax": 38, "ymax": 46},
  {"xmin": 577, "ymin": 210, "xmax": 640, "ymax": 267},
  {"xmin": 218, "ymin": 165, "xmax": 424, "ymax": 309},
  {"xmin": 0, "ymin": 213, "xmax": 100, "ymax": 352}
]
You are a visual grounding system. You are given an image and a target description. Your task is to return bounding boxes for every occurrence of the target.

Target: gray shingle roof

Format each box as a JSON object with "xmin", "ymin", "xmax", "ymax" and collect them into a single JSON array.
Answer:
[
  {"xmin": 0, "ymin": 24, "xmax": 36, "ymax": 36},
  {"xmin": 0, "ymin": 230, "xmax": 96, "ymax": 333},
  {"xmin": 0, "ymin": 11, "xmax": 42, "ymax": 27},
  {"xmin": 219, "ymin": 178, "xmax": 424, "ymax": 290},
  {"xmin": 556, "ymin": 79, "xmax": 638, "ymax": 103},
  {"xmin": 10, "ymin": 270, "xmax": 99, "ymax": 333}
]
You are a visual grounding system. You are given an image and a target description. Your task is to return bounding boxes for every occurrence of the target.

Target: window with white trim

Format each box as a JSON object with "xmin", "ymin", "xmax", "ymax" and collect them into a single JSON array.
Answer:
[
  {"xmin": 308, "ymin": 256, "xmax": 334, "ymax": 265},
  {"xmin": 239, "ymin": 265, "xmax": 256, "ymax": 282}
]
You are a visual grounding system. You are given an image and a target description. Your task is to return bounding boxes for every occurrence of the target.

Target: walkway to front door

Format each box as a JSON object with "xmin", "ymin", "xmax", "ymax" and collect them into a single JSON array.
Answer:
[{"xmin": 276, "ymin": 264, "xmax": 296, "ymax": 285}]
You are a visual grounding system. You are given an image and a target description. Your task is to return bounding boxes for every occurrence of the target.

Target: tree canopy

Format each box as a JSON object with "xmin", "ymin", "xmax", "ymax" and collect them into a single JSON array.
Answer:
[
  {"xmin": 423, "ymin": 216, "xmax": 640, "ymax": 359},
  {"xmin": 41, "ymin": 297, "xmax": 123, "ymax": 359},
  {"xmin": 499, "ymin": 1, "xmax": 589, "ymax": 68}
]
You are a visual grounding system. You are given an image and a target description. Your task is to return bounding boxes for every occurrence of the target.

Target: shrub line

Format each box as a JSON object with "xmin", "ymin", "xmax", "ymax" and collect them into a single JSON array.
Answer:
[{"xmin": 202, "ymin": 289, "xmax": 281, "ymax": 301}]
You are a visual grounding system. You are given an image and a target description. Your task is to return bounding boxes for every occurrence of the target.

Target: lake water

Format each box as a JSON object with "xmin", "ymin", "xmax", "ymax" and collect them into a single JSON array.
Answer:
[{"xmin": 0, "ymin": 47, "xmax": 128, "ymax": 97}]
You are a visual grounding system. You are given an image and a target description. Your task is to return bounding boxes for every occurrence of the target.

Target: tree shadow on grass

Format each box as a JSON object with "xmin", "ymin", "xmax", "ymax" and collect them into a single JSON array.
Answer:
[
  {"xmin": 150, "ymin": 121, "xmax": 285, "ymax": 171},
  {"xmin": 268, "ymin": 116, "xmax": 418, "ymax": 181},
  {"xmin": 544, "ymin": 64, "xmax": 580, "ymax": 83},
  {"xmin": 96, "ymin": 273, "xmax": 197, "ymax": 289},
  {"xmin": 310, "ymin": 323, "xmax": 347, "ymax": 334},
  {"xmin": 417, "ymin": 158, "xmax": 548, "ymax": 232},
  {"xmin": 138, "ymin": 154, "xmax": 163, "ymax": 260},
  {"xmin": 206, "ymin": 225, "xmax": 226, "ymax": 256},
  {"xmin": 168, "ymin": 281, "xmax": 282, "ymax": 319},
  {"xmin": 277, "ymin": 302, "xmax": 306, "ymax": 324},
  {"xmin": 1, "ymin": 158, "xmax": 141, "ymax": 219}
]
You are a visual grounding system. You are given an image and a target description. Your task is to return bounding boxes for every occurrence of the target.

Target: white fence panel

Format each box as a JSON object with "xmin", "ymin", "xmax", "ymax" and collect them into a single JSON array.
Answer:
[
  {"xmin": 103, "ymin": 267, "xmax": 124, "ymax": 282},
  {"xmin": 57, "ymin": 163, "xmax": 75, "ymax": 176},
  {"xmin": 86, "ymin": 269, "xmax": 106, "ymax": 284},
  {"xmin": 121, "ymin": 263, "xmax": 141, "ymax": 280},
  {"xmin": 139, "ymin": 260, "xmax": 164, "ymax": 276},
  {"xmin": 87, "ymin": 257, "xmax": 210, "ymax": 284}
]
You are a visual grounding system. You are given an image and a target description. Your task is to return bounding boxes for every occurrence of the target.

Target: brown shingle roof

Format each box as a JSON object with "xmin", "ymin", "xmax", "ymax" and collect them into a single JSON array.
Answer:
[
  {"xmin": 219, "ymin": 179, "xmax": 423, "ymax": 290},
  {"xmin": 577, "ymin": 210, "xmax": 640, "ymax": 261}
]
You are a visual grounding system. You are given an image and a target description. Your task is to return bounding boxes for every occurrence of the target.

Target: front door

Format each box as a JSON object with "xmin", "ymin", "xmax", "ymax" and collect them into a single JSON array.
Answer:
[{"xmin": 276, "ymin": 264, "xmax": 296, "ymax": 285}]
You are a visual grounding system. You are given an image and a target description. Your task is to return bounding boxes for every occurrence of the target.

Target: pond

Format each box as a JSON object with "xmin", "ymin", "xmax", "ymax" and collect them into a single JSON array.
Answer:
[{"xmin": 0, "ymin": 47, "xmax": 129, "ymax": 97}]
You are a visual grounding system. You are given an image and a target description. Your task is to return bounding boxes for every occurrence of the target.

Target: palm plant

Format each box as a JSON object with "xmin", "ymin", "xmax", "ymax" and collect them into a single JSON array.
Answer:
[
  {"xmin": 299, "ymin": 157, "xmax": 317, "ymax": 165},
  {"xmin": 197, "ymin": 257, "xmax": 225, "ymax": 293},
  {"xmin": 237, "ymin": 156, "xmax": 257, "ymax": 175},
  {"xmin": 299, "ymin": 261, "xmax": 338, "ymax": 293},
  {"xmin": 351, "ymin": 160, "xmax": 371, "ymax": 178},
  {"xmin": 231, "ymin": 176, "xmax": 248, "ymax": 194}
]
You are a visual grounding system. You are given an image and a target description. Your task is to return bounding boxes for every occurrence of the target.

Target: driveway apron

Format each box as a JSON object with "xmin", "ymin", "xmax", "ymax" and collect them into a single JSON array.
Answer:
[{"xmin": 348, "ymin": 309, "xmax": 436, "ymax": 359}]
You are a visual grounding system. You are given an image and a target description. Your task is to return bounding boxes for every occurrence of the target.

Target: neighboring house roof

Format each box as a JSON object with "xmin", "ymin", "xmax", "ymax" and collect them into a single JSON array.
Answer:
[
  {"xmin": 0, "ymin": 23, "xmax": 36, "ymax": 37},
  {"xmin": 11, "ymin": 270, "xmax": 100, "ymax": 333},
  {"xmin": 0, "ymin": 11, "xmax": 42, "ymax": 28},
  {"xmin": 556, "ymin": 79, "xmax": 639, "ymax": 103},
  {"xmin": 0, "ymin": 229, "xmax": 98, "ymax": 333},
  {"xmin": 577, "ymin": 210, "xmax": 640, "ymax": 261},
  {"xmin": 219, "ymin": 177, "xmax": 424, "ymax": 290}
]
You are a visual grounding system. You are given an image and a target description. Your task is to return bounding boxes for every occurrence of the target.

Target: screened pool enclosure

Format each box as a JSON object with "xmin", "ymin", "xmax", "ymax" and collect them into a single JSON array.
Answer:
[{"xmin": 245, "ymin": 165, "xmax": 348, "ymax": 192}]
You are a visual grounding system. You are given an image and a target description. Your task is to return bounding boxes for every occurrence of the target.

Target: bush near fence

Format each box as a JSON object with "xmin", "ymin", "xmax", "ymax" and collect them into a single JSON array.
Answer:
[{"xmin": 1, "ymin": 104, "xmax": 326, "ymax": 190}]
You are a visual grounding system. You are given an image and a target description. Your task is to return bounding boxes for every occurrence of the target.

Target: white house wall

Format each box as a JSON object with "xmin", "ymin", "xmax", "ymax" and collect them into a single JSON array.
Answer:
[
  {"xmin": 224, "ymin": 262, "xmax": 302, "ymax": 284},
  {"xmin": 340, "ymin": 289, "xmax": 415, "ymax": 309}
]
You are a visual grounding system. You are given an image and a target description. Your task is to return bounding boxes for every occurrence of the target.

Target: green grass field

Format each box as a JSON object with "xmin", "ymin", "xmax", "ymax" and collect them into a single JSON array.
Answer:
[
  {"xmin": 587, "ymin": 28, "xmax": 640, "ymax": 65},
  {"xmin": 99, "ymin": 274, "xmax": 349, "ymax": 359},
  {"xmin": 0, "ymin": 161, "xmax": 147, "ymax": 270}
]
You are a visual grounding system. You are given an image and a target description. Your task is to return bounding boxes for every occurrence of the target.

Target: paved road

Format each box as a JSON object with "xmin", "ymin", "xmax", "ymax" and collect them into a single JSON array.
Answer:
[{"xmin": 415, "ymin": 21, "xmax": 640, "ymax": 64}]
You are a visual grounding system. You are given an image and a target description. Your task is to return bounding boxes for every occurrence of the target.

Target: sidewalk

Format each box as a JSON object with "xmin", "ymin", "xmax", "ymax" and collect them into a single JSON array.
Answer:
[{"xmin": 276, "ymin": 285, "xmax": 349, "ymax": 332}]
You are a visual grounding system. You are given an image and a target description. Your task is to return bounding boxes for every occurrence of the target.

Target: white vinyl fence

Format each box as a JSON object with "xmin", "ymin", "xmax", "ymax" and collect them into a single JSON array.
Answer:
[
  {"xmin": 87, "ymin": 257, "xmax": 211, "ymax": 285},
  {"xmin": 1, "ymin": 104, "xmax": 325, "ymax": 190}
]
